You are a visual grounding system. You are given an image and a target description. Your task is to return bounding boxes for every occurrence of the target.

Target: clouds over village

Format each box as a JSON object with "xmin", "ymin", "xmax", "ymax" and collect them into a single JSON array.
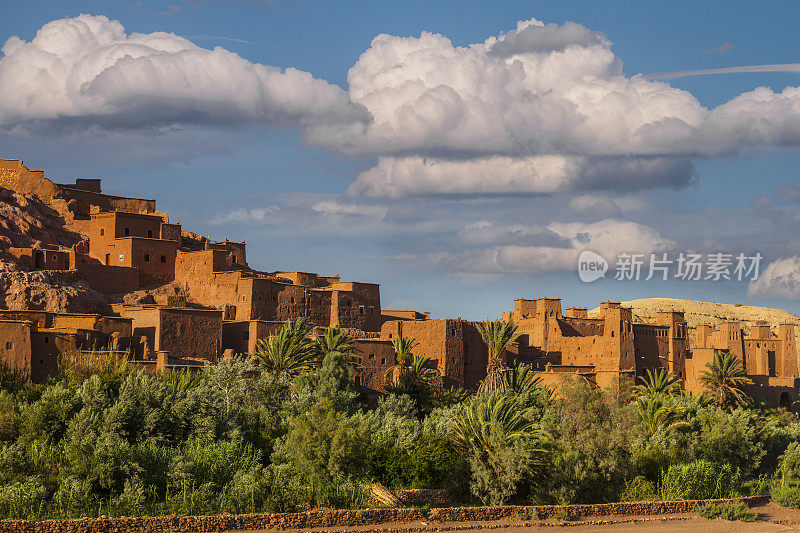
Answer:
[{"xmin": 3, "ymin": 14, "xmax": 800, "ymax": 295}]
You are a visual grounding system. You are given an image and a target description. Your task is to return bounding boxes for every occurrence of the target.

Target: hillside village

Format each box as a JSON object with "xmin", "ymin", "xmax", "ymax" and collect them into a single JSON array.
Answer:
[{"xmin": 0, "ymin": 158, "xmax": 799, "ymax": 408}]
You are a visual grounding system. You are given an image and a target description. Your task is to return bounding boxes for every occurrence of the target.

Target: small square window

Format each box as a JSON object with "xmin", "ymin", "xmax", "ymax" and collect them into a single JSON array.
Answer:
[
  {"xmin": 144, "ymin": 254, "xmax": 150, "ymax": 262},
  {"xmin": 124, "ymin": 228, "xmax": 130, "ymax": 236},
  {"xmin": 100, "ymin": 228, "xmax": 104, "ymax": 236},
  {"xmin": 160, "ymin": 255, "xmax": 166, "ymax": 263}
]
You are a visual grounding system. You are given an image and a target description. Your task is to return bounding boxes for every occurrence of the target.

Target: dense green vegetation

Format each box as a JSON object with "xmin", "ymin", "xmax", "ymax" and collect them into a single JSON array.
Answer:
[{"xmin": 1, "ymin": 319, "xmax": 799, "ymax": 519}]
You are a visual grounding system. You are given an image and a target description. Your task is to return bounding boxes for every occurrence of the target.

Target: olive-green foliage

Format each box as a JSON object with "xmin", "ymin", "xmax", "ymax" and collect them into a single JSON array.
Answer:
[
  {"xmin": 696, "ymin": 500, "xmax": 756, "ymax": 521},
  {"xmin": 453, "ymin": 391, "xmax": 547, "ymax": 505},
  {"xmin": 772, "ymin": 482, "xmax": 800, "ymax": 508},
  {"xmin": 0, "ymin": 390, "xmax": 18, "ymax": 442},
  {"xmin": 539, "ymin": 377, "xmax": 643, "ymax": 504},
  {"xmin": 779, "ymin": 441, "xmax": 800, "ymax": 479},
  {"xmin": 294, "ymin": 351, "xmax": 361, "ymax": 414},
  {"xmin": 0, "ymin": 360, "xmax": 27, "ymax": 394},
  {"xmin": 384, "ymin": 354, "xmax": 438, "ymax": 416},
  {"xmin": 18, "ymin": 383, "xmax": 81, "ymax": 445},
  {"xmin": 688, "ymin": 408, "xmax": 766, "ymax": 478},
  {"xmin": 631, "ymin": 446, "xmax": 677, "ymax": 484},
  {"xmin": 619, "ymin": 476, "xmax": 657, "ymax": 502},
  {"xmin": 660, "ymin": 460, "xmax": 741, "ymax": 500},
  {"xmin": 278, "ymin": 398, "xmax": 368, "ymax": 487}
]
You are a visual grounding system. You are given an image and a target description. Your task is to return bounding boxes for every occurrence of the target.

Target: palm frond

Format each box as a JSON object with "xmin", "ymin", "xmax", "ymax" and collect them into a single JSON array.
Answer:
[{"xmin": 699, "ymin": 350, "xmax": 753, "ymax": 410}]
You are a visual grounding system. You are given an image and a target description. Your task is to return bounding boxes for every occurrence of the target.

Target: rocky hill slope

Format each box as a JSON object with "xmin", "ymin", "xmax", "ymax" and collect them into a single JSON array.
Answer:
[{"xmin": 0, "ymin": 188, "xmax": 109, "ymax": 313}]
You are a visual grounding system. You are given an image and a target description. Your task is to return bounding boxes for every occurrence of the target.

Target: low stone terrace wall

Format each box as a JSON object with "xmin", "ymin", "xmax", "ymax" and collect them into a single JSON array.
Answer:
[
  {"xmin": 0, "ymin": 496, "xmax": 769, "ymax": 532},
  {"xmin": 427, "ymin": 495, "xmax": 769, "ymax": 522}
]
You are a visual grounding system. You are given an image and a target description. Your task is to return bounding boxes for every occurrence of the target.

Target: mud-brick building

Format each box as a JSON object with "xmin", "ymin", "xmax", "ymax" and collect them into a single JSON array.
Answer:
[
  {"xmin": 0, "ymin": 311, "xmax": 134, "ymax": 381},
  {"xmin": 115, "ymin": 305, "xmax": 223, "ymax": 362},
  {"xmin": 378, "ymin": 319, "xmax": 490, "ymax": 390},
  {"xmin": 221, "ymin": 320, "xmax": 285, "ymax": 355},
  {"xmin": 0, "ymin": 159, "xmax": 156, "ymax": 235},
  {"xmin": 88, "ymin": 212, "xmax": 180, "ymax": 286},
  {"xmin": 501, "ymin": 299, "xmax": 687, "ymax": 389},
  {"xmin": 174, "ymin": 252, "xmax": 382, "ymax": 331},
  {"xmin": 685, "ymin": 320, "xmax": 799, "ymax": 407}
]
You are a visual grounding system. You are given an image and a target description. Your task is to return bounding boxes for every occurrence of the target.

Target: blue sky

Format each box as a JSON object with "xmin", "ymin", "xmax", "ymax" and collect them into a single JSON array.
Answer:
[{"xmin": 2, "ymin": 0, "xmax": 800, "ymax": 319}]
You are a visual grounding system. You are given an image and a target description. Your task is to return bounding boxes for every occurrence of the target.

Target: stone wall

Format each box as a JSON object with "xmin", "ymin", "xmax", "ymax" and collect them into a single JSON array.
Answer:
[
  {"xmin": 0, "ymin": 508, "xmax": 425, "ymax": 533},
  {"xmin": 426, "ymin": 495, "xmax": 768, "ymax": 522},
  {"xmin": 0, "ymin": 496, "xmax": 769, "ymax": 533}
]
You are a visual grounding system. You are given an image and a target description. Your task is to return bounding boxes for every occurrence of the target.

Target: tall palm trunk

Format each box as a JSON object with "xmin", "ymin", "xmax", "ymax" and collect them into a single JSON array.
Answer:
[{"xmin": 476, "ymin": 319, "xmax": 520, "ymax": 394}]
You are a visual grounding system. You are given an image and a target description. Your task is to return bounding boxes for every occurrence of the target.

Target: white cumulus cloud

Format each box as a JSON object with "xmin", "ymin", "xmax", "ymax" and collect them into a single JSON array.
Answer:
[
  {"xmin": 306, "ymin": 18, "xmax": 800, "ymax": 197},
  {"xmin": 438, "ymin": 219, "xmax": 676, "ymax": 274},
  {"xmin": 311, "ymin": 200, "xmax": 388, "ymax": 219},
  {"xmin": 748, "ymin": 256, "xmax": 800, "ymax": 299},
  {"xmin": 211, "ymin": 205, "xmax": 278, "ymax": 225},
  {"xmin": 0, "ymin": 14, "xmax": 368, "ymax": 130}
]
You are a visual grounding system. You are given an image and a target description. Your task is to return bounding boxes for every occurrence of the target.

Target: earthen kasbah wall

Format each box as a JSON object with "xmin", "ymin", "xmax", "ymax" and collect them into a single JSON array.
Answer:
[
  {"xmin": 496, "ymin": 297, "xmax": 799, "ymax": 408},
  {"xmin": 0, "ymin": 159, "xmax": 155, "ymax": 230}
]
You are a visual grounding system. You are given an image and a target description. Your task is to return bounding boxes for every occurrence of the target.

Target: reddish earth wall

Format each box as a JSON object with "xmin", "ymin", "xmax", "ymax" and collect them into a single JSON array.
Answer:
[{"xmin": 0, "ymin": 496, "xmax": 767, "ymax": 532}]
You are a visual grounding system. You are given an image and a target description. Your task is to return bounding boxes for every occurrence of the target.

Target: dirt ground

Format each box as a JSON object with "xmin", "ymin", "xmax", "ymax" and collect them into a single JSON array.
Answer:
[{"xmin": 231, "ymin": 502, "xmax": 800, "ymax": 533}]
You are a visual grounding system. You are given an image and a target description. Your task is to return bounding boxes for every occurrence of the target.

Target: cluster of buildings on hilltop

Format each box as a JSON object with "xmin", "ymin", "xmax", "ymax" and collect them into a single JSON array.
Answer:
[{"xmin": 0, "ymin": 159, "xmax": 798, "ymax": 409}]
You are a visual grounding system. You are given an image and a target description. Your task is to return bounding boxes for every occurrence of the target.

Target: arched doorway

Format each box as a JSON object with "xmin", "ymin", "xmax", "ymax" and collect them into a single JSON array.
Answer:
[{"xmin": 780, "ymin": 392, "xmax": 792, "ymax": 409}]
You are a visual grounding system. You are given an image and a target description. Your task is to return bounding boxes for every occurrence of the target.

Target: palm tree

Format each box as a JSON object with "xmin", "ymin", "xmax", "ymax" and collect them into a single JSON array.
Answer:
[
  {"xmin": 634, "ymin": 368, "xmax": 682, "ymax": 397},
  {"xmin": 636, "ymin": 395, "xmax": 685, "ymax": 435},
  {"xmin": 391, "ymin": 336, "xmax": 420, "ymax": 367},
  {"xmin": 385, "ymin": 354, "xmax": 438, "ymax": 415},
  {"xmin": 282, "ymin": 316, "xmax": 315, "ymax": 342},
  {"xmin": 699, "ymin": 350, "xmax": 753, "ymax": 410},
  {"xmin": 503, "ymin": 362, "xmax": 544, "ymax": 394},
  {"xmin": 251, "ymin": 318, "xmax": 316, "ymax": 378},
  {"xmin": 315, "ymin": 327, "xmax": 354, "ymax": 360},
  {"xmin": 476, "ymin": 319, "xmax": 521, "ymax": 394},
  {"xmin": 451, "ymin": 391, "xmax": 544, "ymax": 453},
  {"xmin": 385, "ymin": 354, "xmax": 437, "ymax": 392},
  {"xmin": 384, "ymin": 335, "xmax": 420, "ymax": 383}
]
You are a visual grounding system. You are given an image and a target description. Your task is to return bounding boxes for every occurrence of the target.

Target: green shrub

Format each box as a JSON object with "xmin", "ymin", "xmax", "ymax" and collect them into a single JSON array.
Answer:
[
  {"xmin": 281, "ymin": 398, "xmax": 368, "ymax": 487},
  {"xmin": 18, "ymin": 383, "xmax": 80, "ymax": 445},
  {"xmin": 660, "ymin": 460, "xmax": 740, "ymax": 500},
  {"xmin": 632, "ymin": 446, "xmax": 676, "ymax": 483},
  {"xmin": 0, "ymin": 479, "xmax": 47, "ymax": 519},
  {"xmin": 620, "ymin": 476, "xmax": 657, "ymax": 501},
  {"xmin": 779, "ymin": 442, "xmax": 800, "ymax": 480},
  {"xmin": 772, "ymin": 483, "xmax": 800, "ymax": 508},
  {"xmin": 51, "ymin": 476, "xmax": 95, "ymax": 518},
  {"xmin": 0, "ymin": 390, "xmax": 18, "ymax": 442},
  {"xmin": 696, "ymin": 500, "xmax": 756, "ymax": 521}
]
